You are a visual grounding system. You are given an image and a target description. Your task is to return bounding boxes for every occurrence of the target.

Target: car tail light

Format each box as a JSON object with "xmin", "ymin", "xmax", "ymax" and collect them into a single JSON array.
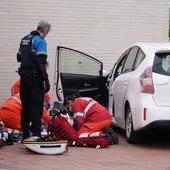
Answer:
[{"xmin": 140, "ymin": 66, "xmax": 154, "ymax": 94}]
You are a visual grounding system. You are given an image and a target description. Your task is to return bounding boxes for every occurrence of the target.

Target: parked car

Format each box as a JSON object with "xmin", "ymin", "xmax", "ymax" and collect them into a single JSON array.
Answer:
[{"xmin": 54, "ymin": 43, "xmax": 170, "ymax": 143}]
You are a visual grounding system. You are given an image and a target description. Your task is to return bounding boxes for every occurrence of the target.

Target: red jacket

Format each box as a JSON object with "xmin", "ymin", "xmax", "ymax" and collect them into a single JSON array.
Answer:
[
  {"xmin": 71, "ymin": 97, "xmax": 111, "ymax": 131},
  {"xmin": 0, "ymin": 94, "xmax": 51, "ymax": 130},
  {"xmin": 11, "ymin": 79, "xmax": 20, "ymax": 96}
]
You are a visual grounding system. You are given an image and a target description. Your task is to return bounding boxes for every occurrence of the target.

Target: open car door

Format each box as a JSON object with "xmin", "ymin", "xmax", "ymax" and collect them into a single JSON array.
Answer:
[{"xmin": 53, "ymin": 46, "xmax": 108, "ymax": 107}]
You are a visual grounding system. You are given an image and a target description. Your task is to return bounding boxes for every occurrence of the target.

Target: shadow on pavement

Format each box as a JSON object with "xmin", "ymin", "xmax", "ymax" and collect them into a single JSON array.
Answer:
[
  {"xmin": 139, "ymin": 130, "xmax": 170, "ymax": 148},
  {"xmin": 113, "ymin": 126, "xmax": 170, "ymax": 148}
]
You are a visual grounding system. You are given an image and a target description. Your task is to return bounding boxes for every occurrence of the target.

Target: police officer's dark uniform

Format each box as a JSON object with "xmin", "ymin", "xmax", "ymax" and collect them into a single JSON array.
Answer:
[{"xmin": 17, "ymin": 30, "xmax": 50, "ymax": 140}]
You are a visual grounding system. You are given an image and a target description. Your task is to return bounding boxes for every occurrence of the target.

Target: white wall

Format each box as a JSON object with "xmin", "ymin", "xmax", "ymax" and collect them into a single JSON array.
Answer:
[{"xmin": 0, "ymin": 0, "xmax": 169, "ymax": 104}]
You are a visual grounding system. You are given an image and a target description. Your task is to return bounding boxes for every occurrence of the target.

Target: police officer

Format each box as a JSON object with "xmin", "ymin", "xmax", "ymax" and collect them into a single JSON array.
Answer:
[{"xmin": 17, "ymin": 20, "xmax": 51, "ymax": 141}]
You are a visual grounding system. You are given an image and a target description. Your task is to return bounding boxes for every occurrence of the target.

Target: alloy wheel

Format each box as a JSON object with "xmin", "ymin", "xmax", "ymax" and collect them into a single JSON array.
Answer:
[{"xmin": 126, "ymin": 109, "xmax": 132, "ymax": 139}]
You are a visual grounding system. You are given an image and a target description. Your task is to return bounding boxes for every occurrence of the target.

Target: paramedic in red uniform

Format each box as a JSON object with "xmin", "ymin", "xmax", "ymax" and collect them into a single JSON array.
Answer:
[
  {"xmin": 0, "ymin": 93, "xmax": 51, "ymax": 130},
  {"xmin": 65, "ymin": 95, "xmax": 111, "ymax": 135}
]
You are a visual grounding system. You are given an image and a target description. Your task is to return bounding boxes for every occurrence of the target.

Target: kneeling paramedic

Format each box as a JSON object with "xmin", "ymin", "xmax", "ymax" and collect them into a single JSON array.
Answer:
[
  {"xmin": 16, "ymin": 20, "xmax": 51, "ymax": 141},
  {"xmin": 65, "ymin": 95, "xmax": 111, "ymax": 135}
]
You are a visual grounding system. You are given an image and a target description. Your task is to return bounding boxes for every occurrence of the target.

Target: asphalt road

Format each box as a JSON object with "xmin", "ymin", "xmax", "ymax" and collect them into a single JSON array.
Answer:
[{"xmin": 0, "ymin": 129, "xmax": 170, "ymax": 170}]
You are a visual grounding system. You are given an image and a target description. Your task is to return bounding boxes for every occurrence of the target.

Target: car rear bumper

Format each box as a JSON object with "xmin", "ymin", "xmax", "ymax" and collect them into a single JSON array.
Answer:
[
  {"xmin": 132, "ymin": 95, "xmax": 170, "ymax": 131},
  {"xmin": 136, "ymin": 120, "xmax": 170, "ymax": 132}
]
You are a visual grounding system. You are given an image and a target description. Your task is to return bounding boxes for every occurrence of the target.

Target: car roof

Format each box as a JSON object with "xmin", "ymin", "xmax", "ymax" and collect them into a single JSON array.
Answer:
[{"xmin": 132, "ymin": 42, "xmax": 170, "ymax": 54}]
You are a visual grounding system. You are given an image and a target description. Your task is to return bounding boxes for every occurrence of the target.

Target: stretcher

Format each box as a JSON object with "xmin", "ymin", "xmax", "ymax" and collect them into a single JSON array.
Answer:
[{"xmin": 23, "ymin": 140, "xmax": 67, "ymax": 155}]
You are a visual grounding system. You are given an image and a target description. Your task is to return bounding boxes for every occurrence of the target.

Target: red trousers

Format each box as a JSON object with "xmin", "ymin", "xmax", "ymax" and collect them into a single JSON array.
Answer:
[{"xmin": 78, "ymin": 119, "xmax": 111, "ymax": 134}]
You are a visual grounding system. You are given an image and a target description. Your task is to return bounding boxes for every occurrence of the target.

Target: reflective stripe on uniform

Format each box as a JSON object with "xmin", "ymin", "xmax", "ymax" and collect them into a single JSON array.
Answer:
[
  {"xmin": 9, "ymin": 96, "xmax": 21, "ymax": 105},
  {"xmin": 83, "ymin": 100, "xmax": 97, "ymax": 118},
  {"xmin": 36, "ymin": 51, "xmax": 47, "ymax": 55},
  {"xmin": 75, "ymin": 112, "xmax": 84, "ymax": 117}
]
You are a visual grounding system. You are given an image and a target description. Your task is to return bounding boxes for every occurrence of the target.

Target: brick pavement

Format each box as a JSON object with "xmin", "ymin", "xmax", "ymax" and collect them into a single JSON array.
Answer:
[{"xmin": 0, "ymin": 135, "xmax": 170, "ymax": 170}]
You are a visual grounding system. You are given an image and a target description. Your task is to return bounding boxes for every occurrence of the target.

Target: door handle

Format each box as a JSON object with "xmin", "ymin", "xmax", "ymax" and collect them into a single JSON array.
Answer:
[{"xmin": 84, "ymin": 83, "xmax": 91, "ymax": 87}]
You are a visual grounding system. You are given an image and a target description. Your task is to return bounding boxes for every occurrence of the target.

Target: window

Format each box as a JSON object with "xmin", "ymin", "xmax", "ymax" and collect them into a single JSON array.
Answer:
[
  {"xmin": 133, "ymin": 49, "xmax": 145, "ymax": 70},
  {"xmin": 153, "ymin": 53, "xmax": 170, "ymax": 76},
  {"xmin": 59, "ymin": 48, "xmax": 102, "ymax": 76},
  {"xmin": 162, "ymin": 55, "xmax": 170, "ymax": 72},
  {"xmin": 113, "ymin": 49, "xmax": 130, "ymax": 80},
  {"xmin": 122, "ymin": 46, "xmax": 139, "ymax": 73}
]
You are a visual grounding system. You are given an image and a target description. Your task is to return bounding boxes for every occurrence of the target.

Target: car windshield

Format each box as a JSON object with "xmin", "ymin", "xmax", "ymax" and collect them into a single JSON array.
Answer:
[{"xmin": 153, "ymin": 53, "xmax": 170, "ymax": 76}]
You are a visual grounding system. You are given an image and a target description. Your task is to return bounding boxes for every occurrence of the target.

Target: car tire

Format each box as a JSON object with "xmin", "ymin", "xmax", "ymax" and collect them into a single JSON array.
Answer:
[{"xmin": 125, "ymin": 106, "xmax": 137, "ymax": 144}]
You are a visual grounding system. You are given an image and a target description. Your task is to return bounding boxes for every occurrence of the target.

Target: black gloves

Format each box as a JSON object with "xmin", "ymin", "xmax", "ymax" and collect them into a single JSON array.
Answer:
[{"xmin": 44, "ymin": 79, "xmax": 50, "ymax": 93}]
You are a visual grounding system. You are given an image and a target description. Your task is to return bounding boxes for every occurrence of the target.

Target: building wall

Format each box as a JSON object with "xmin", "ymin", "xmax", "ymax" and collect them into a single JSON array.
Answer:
[{"xmin": 0, "ymin": 0, "xmax": 169, "ymax": 104}]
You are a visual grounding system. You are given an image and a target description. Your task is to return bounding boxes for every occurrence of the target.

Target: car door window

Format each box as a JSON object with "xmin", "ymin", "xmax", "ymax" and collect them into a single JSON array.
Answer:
[
  {"xmin": 133, "ymin": 49, "xmax": 146, "ymax": 70},
  {"xmin": 56, "ymin": 47, "xmax": 107, "ymax": 106},
  {"xmin": 122, "ymin": 46, "xmax": 139, "ymax": 73},
  {"xmin": 113, "ymin": 49, "xmax": 130, "ymax": 80},
  {"xmin": 59, "ymin": 48, "xmax": 102, "ymax": 76}
]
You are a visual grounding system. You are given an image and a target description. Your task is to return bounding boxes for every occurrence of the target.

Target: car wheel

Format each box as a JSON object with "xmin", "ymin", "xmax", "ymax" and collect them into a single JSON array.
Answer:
[{"xmin": 125, "ymin": 106, "xmax": 136, "ymax": 144}]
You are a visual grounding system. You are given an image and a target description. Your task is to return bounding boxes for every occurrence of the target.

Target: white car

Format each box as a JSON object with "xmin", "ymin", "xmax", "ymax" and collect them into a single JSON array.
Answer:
[
  {"xmin": 53, "ymin": 44, "xmax": 170, "ymax": 143},
  {"xmin": 107, "ymin": 43, "xmax": 170, "ymax": 143}
]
